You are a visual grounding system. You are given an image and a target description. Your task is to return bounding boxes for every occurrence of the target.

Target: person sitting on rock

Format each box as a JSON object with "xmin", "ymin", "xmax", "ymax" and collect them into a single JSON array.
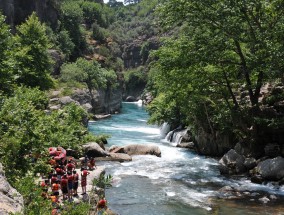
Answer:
[
  {"xmin": 96, "ymin": 197, "xmax": 108, "ymax": 215},
  {"xmin": 88, "ymin": 157, "xmax": 96, "ymax": 170},
  {"xmin": 81, "ymin": 168, "xmax": 90, "ymax": 194}
]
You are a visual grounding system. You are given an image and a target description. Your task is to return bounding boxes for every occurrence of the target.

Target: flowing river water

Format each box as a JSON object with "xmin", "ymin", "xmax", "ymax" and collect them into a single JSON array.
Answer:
[{"xmin": 89, "ymin": 102, "xmax": 284, "ymax": 215}]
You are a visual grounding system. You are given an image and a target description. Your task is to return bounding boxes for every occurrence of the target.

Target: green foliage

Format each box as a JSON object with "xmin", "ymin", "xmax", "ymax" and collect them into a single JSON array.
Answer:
[
  {"xmin": 92, "ymin": 23, "xmax": 106, "ymax": 43},
  {"xmin": 15, "ymin": 176, "xmax": 51, "ymax": 215},
  {"xmin": 56, "ymin": 30, "xmax": 75, "ymax": 60},
  {"xmin": 60, "ymin": 58, "xmax": 107, "ymax": 91},
  {"xmin": 148, "ymin": 0, "xmax": 284, "ymax": 137},
  {"xmin": 60, "ymin": 1, "xmax": 85, "ymax": 59},
  {"xmin": 124, "ymin": 66, "xmax": 147, "ymax": 92},
  {"xmin": 0, "ymin": 13, "xmax": 15, "ymax": 95},
  {"xmin": 14, "ymin": 12, "xmax": 53, "ymax": 90},
  {"xmin": 80, "ymin": 1, "xmax": 104, "ymax": 28},
  {"xmin": 0, "ymin": 87, "xmax": 95, "ymax": 183},
  {"xmin": 93, "ymin": 174, "xmax": 113, "ymax": 190}
]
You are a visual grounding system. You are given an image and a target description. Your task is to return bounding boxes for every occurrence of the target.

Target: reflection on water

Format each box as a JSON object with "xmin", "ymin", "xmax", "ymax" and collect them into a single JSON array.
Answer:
[{"xmin": 89, "ymin": 102, "xmax": 284, "ymax": 215}]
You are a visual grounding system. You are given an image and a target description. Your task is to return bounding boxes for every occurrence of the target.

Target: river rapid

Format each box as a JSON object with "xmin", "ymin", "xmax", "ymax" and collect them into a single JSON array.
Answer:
[{"xmin": 88, "ymin": 102, "xmax": 284, "ymax": 215}]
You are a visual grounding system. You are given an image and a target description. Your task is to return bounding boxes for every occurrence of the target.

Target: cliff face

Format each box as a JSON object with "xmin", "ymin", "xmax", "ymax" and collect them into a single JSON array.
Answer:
[
  {"xmin": 122, "ymin": 37, "xmax": 160, "ymax": 69},
  {"xmin": 0, "ymin": 0, "xmax": 59, "ymax": 29}
]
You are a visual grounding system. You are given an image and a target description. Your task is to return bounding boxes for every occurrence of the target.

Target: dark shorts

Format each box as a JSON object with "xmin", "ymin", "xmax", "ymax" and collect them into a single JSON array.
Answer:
[
  {"xmin": 68, "ymin": 182, "xmax": 73, "ymax": 190},
  {"xmin": 53, "ymin": 191, "xmax": 59, "ymax": 196},
  {"xmin": 73, "ymin": 182, "xmax": 78, "ymax": 190},
  {"xmin": 62, "ymin": 187, "xmax": 68, "ymax": 194}
]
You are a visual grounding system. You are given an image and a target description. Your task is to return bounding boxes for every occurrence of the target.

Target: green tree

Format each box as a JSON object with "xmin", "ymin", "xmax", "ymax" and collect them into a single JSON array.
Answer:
[
  {"xmin": 60, "ymin": 58, "xmax": 117, "ymax": 112},
  {"xmin": 13, "ymin": 12, "xmax": 53, "ymax": 90},
  {"xmin": 0, "ymin": 13, "xmax": 15, "ymax": 95},
  {"xmin": 0, "ymin": 87, "xmax": 97, "ymax": 183},
  {"xmin": 80, "ymin": 1, "xmax": 104, "ymax": 28},
  {"xmin": 149, "ymin": 0, "xmax": 284, "ymax": 141},
  {"xmin": 60, "ymin": 1, "xmax": 85, "ymax": 59},
  {"xmin": 56, "ymin": 30, "xmax": 75, "ymax": 60}
]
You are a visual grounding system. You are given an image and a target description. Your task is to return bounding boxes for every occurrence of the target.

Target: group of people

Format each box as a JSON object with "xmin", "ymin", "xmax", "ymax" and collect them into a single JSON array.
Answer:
[{"xmin": 40, "ymin": 147, "xmax": 98, "ymax": 214}]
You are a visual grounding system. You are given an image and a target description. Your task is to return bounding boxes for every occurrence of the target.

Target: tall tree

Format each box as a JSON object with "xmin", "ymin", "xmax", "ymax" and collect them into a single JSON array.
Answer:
[
  {"xmin": 0, "ymin": 13, "xmax": 15, "ymax": 95},
  {"xmin": 14, "ymin": 12, "xmax": 53, "ymax": 90},
  {"xmin": 149, "ymin": 0, "xmax": 284, "ymax": 139}
]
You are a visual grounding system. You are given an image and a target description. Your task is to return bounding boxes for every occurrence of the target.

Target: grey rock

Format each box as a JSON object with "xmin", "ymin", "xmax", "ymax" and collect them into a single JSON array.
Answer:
[
  {"xmin": 244, "ymin": 157, "xmax": 257, "ymax": 170},
  {"xmin": 219, "ymin": 149, "xmax": 246, "ymax": 174},
  {"xmin": 109, "ymin": 144, "xmax": 161, "ymax": 157},
  {"xmin": 256, "ymin": 156, "xmax": 284, "ymax": 180},
  {"xmin": 0, "ymin": 163, "xmax": 23, "ymax": 215},
  {"xmin": 258, "ymin": 196, "xmax": 270, "ymax": 204},
  {"xmin": 59, "ymin": 96, "xmax": 77, "ymax": 105},
  {"xmin": 83, "ymin": 142, "xmax": 109, "ymax": 157}
]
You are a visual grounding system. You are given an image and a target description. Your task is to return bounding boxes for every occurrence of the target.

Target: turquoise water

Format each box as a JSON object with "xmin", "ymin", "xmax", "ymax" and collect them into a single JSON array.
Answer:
[{"xmin": 89, "ymin": 102, "xmax": 284, "ymax": 215}]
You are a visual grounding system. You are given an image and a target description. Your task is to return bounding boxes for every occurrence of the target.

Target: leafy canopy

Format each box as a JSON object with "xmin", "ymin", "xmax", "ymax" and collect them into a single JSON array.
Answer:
[
  {"xmin": 14, "ymin": 12, "xmax": 53, "ymax": 90},
  {"xmin": 148, "ymin": 0, "xmax": 284, "ymax": 135}
]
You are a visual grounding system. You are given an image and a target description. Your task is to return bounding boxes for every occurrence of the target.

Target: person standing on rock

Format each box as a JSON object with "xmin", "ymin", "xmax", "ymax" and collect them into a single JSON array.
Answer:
[
  {"xmin": 73, "ymin": 170, "xmax": 79, "ymax": 197},
  {"xmin": 67, "ymin": 171, "xmax": 74, "ymax": 201},
  {"xmin": 81, "ymin": 167, "xmax": 90, "ymax": 194},
  {"xmin": 60, "ymin": 174, "xmax": 68, "ymax": 200},
  {"xmin": 66, "ymin": 160, "xmax": 76, "ymax": 172}
]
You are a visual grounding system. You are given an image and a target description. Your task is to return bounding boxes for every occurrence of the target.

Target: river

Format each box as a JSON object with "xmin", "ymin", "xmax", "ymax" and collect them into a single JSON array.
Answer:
[{"xmin": 88, "ymin": 102, "xmax": 284, "ymax": 215}]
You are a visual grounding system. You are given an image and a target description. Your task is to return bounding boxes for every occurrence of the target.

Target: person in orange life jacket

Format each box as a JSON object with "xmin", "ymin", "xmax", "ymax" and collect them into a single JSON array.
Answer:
[
  {"xmin": 66, "ymin": 160, "xmax": 75, "ymax": 172},
  {"xmin": 72, "ymin": 170, "xmax": 79, "ymax": 197},
  {"xmin": 67, "ymin": 171, "xmax": 74, "ymax": 201},
  {"xmin": 52, "ymin": 180, "xmax": 60, "ymax": 197},
  {"xmin": 60, "ymin": 174, "xmax": 68, "ymax": 200},
  {"xmin": 88, "ymin": 157, "xmax": 96, "ymax": 170},
  {"xmin": 81, "ymin": 167, "xmax": 90, "ymax": 194}
]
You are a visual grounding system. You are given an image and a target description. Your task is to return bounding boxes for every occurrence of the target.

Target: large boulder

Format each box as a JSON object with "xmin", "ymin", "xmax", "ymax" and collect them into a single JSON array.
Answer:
[
  {"xmin": 255, "ymin": 156, "xmax": 284, "ymax": 180},
  {"xmin": 219, "ymin": 149, "xmax": 246, "ymax": 174},
  {"xmin": 109, "ymin": 144, "xmax": 161, "ymax": 157},
  {"xmin": 95, "ymin": 153, "xmax": 132, "ymax": 162},
  {"xmin": 83, "ymin": 142, "xmax": 109, "ymax": 157},
  {"xmin": 0, "ymin": 163, "xmax": 23, "ymax": 215}
]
